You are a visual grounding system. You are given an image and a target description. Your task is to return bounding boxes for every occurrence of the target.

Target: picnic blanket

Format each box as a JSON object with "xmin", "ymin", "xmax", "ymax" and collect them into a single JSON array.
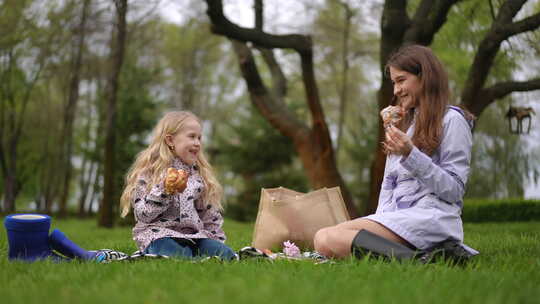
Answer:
[{"xmin": 93, "ymin": 245, "xmax": 331, "ymax": 264}]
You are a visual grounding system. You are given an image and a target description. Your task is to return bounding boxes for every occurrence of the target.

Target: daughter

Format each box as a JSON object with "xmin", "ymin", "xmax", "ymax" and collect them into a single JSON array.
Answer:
[{"xmin": 120, "ymin": 111, "xmax": 236, "ymax": 260}]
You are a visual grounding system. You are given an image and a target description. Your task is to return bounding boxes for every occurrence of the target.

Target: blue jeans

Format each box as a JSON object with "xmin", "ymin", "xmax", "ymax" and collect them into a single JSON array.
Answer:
[{"xmin": 144, "ymin": 237, "xmax": 236, "ymax": 261}]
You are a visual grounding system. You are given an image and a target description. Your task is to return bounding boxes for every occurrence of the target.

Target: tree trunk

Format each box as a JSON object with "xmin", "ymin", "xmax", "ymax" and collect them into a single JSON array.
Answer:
[
  {"xmin": 99, "ymin": 0, "xmax": 128, "ymax": 227},
  {"xmin": 2, "ymin": 174, "xmax": 18, "ymax": 213},
  {"xmin": 58, "ymin": 0, "xmax": 91, "ymax": 217},
  {"xmin": 336, "ymin": 1, "xmax": 353, "ymax": 155},
  {"xmin": 88, "ymin": 162, "xmax": 102, "ymax": 216}
]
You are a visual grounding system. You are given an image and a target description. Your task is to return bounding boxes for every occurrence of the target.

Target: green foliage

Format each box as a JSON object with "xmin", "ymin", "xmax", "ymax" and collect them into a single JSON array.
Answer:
[
  {"xmin": 113, "ymin": 59, "xmax": 161, "ymax": 218},
  {"xmin": 17, "ymin": 79, "xmax": 65, "ymax": 206},
  {"xmin": 463, "ymin": 198, "xmax": 540, "ymax": 222},
  {"xmin": 159, "ymin": 19, "xmax": 228, "ymax": 114},
  {"xmin": 466, "ymin": 102, "xmax": 537, "ymax": 198},
  {"xmin": 214, "ymin": 105, "xmax": 309, "ymax": 221}
]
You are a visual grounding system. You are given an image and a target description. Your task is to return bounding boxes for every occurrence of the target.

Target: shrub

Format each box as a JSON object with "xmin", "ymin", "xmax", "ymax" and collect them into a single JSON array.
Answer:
[{"xmin": 462, "ymin": 198, "xmax": 540, "ymax": 222}]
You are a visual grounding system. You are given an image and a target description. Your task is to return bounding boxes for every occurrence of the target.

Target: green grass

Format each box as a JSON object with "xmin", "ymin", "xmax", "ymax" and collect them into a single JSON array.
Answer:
[{"xmin": 1, "ymin": 218, "xmax": 539, "ymax": 304}]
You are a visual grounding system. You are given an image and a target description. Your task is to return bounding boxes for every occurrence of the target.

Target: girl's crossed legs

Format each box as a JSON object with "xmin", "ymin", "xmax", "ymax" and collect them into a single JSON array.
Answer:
[
  {"xmin": 144, "ymin": 237, "xmax": 236, "ymax": 260},
  {"xmin": 313, "ymin": 218, "xmax": 413, "ymax": 258}
]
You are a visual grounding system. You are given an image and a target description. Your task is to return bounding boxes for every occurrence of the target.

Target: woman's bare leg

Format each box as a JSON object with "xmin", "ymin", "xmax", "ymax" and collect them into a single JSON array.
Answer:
[{"xmin": 313, "ymin": 218, "xmax": 413, "ymax": 258}]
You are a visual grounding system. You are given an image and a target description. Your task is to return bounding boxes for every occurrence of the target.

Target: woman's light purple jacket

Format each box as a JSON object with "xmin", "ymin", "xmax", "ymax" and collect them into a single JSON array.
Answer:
[{"xmin": 366, "ymin": 106, "xmax": 477, "ymax": 251}]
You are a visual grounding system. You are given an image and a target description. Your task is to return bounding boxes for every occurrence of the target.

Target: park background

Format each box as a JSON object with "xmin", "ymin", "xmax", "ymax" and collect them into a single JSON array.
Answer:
[{"xmin": 1, "ymin": 1, "xmax": 540, "ymax": 303}]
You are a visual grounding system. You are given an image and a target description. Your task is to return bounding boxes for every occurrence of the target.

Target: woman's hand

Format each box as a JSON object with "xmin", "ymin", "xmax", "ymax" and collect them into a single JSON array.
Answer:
[{"xmin": 384, "ymin": 125, "xmax": 414, "ymax": 156}]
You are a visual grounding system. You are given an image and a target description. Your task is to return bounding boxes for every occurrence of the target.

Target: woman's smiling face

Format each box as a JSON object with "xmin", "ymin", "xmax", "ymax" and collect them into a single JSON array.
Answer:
[{"xmin": 389, "ymin": 66, "xmax": 422, "ymax": 111}]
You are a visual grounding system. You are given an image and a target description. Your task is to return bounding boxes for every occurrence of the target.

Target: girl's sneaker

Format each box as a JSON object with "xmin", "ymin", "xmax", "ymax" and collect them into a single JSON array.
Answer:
[{"xmin": 92, "ymin": 249, "xmax": 129, "ymax": 263}]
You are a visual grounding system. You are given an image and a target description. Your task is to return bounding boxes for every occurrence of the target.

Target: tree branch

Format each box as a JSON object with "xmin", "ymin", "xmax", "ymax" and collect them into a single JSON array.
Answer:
[
  {"xmin": 461, "ymin": 0, "xmax": 534, "ymax": 110},
  {"xmin": 254, "ymin": 0, "xmax": 263, "ymax": 30},
  {"xmin": 496, "ymin": 0, "xmax": 527, "ymax": 24},
  {"xmin": 470, "ymin": 78, "xmax": 540, "ymax": 115},
  {"xmin": 256, "ymin": 47, "xmax": 288, "ymax": 100},
  {"xmin": 467, "ymin": 78, "xmax": 540, "ymax": 117},
  {"xmin": 505, "ymin": 12, "xmax": 540, "ymax": 37},
  {"xmin": 404, "ymin": 0, "xmax": 462, "ymax": 45},
  {"xmin": 485, "ymin": 78, "xmax": 540, "ymax": 99},
  {"xmin": 231, "ymin": 40, "xmax": 308, "ymax": 139},
  {"xmin": 205, "ymin": 0, "xmax": 311, "ymax": 54}
]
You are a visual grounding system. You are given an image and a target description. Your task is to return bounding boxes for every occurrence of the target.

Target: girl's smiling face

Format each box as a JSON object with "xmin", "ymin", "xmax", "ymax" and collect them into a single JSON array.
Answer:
[
  {"xmin": 389, "ymin": 66, "xmax": 422, "ymax": 111},
  {"xmin": 166, "ymin": 117, "xmax": 202, "ymax": 165}
]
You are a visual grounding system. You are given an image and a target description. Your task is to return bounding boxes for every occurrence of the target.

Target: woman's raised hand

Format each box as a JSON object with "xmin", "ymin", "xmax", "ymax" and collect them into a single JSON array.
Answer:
[{"xmin": 384, "ymin": 125, "xmax": 413, "ymax": 156}]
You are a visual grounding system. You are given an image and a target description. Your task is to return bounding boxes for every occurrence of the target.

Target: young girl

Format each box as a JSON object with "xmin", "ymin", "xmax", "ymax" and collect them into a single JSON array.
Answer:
[
  {"xmin": 314, "ymin": 45, "xmax": 477, "ymax": 259},
  {"xmin": 120, "ymin": 111, "xmax": 236, "ymax": 260}
]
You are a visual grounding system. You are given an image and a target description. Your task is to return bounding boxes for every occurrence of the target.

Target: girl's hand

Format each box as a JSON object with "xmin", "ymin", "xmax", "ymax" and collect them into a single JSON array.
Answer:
[
  {"xmin": 164, "ymin": 168, "xmax": 188, "ymax": 194},
  {"xmin": 384, "ymin": 125, "xmax": 413, "ymax": 156}
]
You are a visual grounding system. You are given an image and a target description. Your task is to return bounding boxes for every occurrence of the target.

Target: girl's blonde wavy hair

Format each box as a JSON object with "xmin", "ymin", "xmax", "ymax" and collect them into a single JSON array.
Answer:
[{"xmin": 120, "ymin": 111, "xmax": 223, "ymax": 218}]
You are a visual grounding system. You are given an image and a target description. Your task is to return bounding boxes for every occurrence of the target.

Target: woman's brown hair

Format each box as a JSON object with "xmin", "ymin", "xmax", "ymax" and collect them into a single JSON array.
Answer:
[{"xmin": 385, "ymin": 44, "xmax": 449, "ymax": 155}]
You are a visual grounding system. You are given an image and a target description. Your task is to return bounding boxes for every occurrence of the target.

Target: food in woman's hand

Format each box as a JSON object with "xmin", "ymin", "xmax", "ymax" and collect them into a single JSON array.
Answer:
[
  {"xmin": 165, "ymin": 168, "xmax": 188, "ymax": 194},
  {"xmin": 380, "ymin": 105, "xmax": 404, "ymax": 128}
]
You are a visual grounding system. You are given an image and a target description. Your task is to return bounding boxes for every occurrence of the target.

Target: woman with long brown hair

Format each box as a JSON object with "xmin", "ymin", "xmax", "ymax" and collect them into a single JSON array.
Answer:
[{"xmin": 313, "ymin": 45, "xmax": 477, "ymax": 260}]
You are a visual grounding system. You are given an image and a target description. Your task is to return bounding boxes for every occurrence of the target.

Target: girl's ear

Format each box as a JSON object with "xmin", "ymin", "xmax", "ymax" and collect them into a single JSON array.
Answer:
[{"xmin": 164, "ymin": 134, "xmax": 173, "ymax": 147}]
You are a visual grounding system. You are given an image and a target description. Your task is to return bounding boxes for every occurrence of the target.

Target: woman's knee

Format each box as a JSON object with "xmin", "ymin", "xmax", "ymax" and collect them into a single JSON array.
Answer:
[{"xmin": 314, "ymin": 227, "xmax": 334, "ymax": 255}]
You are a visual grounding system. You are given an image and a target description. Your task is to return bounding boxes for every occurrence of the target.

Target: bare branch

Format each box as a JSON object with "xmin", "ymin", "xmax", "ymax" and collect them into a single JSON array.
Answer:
[
  {"xmin": 206, "ymin": 0, "xmax": 311, "ymax": 54},
  {"xmin": 488, "ymin": 0, "xmax": 497, "ymax": 20},
  {"xmin": 486, "ymin": 78, "xmax": 540, "ymax": 99},
  {"xmin": 505, "ymin": 12, "xmax": 540, "ymax": 37},
  {"xmin": 496, "ymin": 0, "xmax": 527, "ymax": 24},
  {"xmin": 469, "ymin": 78, "xmax": 540, "ymax": 116},
  {"xmin": 231, "ymin": 40, "xmax": 307, "ymax": 138},
  {"xmin": 256, "ymin": 47, "xmax": 288, "ymax": 100},
  {"xmin": 254, "ymin": 0, "xmax": 263, "ymax": 30}
]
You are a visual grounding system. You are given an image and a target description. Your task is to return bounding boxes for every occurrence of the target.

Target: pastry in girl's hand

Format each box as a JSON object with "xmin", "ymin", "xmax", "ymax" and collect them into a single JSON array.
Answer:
[
  {"xmin": 164, "ymin": 168, "xmax": 188, "ymax": 194},
  {"xmin": 380, "ymin": 105, "xmax": 404, "ymax": 129}
]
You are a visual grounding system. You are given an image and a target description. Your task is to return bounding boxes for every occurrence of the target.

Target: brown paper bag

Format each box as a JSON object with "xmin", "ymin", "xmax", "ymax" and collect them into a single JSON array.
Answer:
[{"xmin": 251, "ymin": 186, "xmax": 351, "ymax": 250}]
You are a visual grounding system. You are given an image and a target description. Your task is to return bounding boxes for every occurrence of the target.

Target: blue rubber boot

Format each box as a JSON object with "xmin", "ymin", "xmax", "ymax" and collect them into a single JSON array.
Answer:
[
  {"xmin": 4, "ymin": 214, "xmax": 55, "ymax": 261},
  {"xmin": 49, "ymin": 229, "xmax": 97, "ymax": 260}
]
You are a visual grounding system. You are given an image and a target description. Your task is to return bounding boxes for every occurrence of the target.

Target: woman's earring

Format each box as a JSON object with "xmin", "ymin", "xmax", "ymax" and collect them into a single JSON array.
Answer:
[{"xmin": 168, "ymin": 145, "xmax": 174, "ymax": 151}]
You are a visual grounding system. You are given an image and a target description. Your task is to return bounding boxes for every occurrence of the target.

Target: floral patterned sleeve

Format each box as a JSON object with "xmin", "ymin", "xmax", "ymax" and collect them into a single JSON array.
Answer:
[
  {"xmin": 132, "ymin": 175, "xmax": 173, "ymax": 223},
  {"xmin": 198, "ymin": 203, "xmax": 227, "ymax": 243}
]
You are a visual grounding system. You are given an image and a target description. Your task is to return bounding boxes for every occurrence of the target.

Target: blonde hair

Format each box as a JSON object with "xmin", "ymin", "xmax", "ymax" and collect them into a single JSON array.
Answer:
[{"xmin": 120, "ymin": 111, "xmax": 223, "ymax": 217}]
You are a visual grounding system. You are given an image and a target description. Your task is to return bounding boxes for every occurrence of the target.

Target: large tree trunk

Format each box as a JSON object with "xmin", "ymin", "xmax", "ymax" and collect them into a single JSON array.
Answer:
[
  {"xmin": 99, "ymin": 0, "xmax": 128, "ymax": 227},
  {"xmin": 58, "ymin": 0, "xmax": 91, "ymax": 217},
  {"xmin": 205, "ymin": 0, "xmax": 359, "ymax": 218}
]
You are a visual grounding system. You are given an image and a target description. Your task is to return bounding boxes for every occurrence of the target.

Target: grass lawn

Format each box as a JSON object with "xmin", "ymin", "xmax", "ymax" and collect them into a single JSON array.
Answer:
[{"xmin": 1, "ymin": 218, "xmax": 539, "ymax": 304}]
